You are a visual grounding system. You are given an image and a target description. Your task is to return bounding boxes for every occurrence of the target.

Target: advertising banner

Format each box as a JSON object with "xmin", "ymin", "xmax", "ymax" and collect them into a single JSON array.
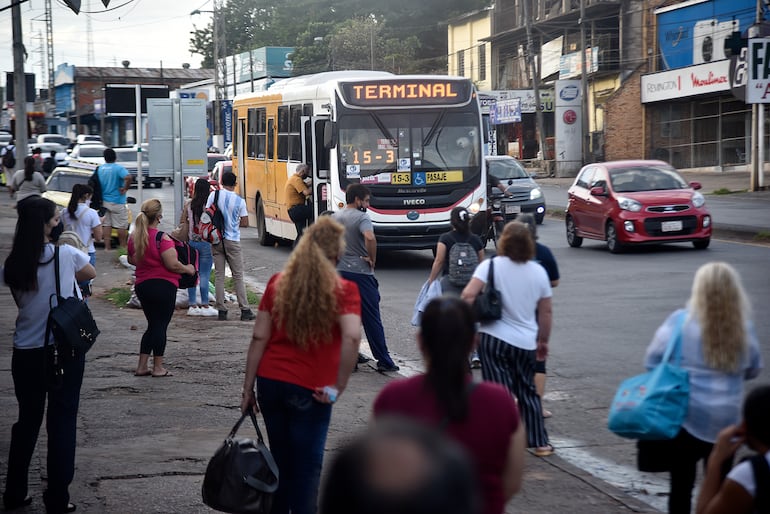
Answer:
[
  {"xmin": 641, "ymin": 60, "xmax": 730, "ymax": 103},
  {"xmin": 554, "ymin": 80, "xmax": 582, "ymax": 175}
]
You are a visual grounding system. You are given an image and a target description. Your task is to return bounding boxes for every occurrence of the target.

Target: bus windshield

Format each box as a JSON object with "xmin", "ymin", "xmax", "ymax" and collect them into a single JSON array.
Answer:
[{"xmin": 338, "ymin": 110, "xmax": 480, "ymax": 188}]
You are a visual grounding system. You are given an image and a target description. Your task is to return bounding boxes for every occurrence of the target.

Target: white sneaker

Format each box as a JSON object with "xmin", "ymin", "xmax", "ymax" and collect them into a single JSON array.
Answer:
[
  {"xmin": 200, "ymin": 305, "xmax": 219, "ymax": 317},
  {"xmin": 187, "ymin": 306, "xmax": 201, "ymax": 316}
]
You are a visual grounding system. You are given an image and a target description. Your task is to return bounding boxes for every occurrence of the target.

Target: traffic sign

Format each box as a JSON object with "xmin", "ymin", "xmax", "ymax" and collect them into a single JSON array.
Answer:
[{"xmin": 747, "ymin": 38, "xmax": 770, "ymax": 103}]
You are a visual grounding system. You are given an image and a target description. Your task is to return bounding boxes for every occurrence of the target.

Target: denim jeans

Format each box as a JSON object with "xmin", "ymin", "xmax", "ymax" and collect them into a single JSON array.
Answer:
[
  {"xmin": 339, "ymin": 271, "xmax": 396, "ymax": 368},
  {"xmin": 187, "ymin": 240, "xmax": 212, "ymax": 306},
  {"xmin": 3, "ymin": 347, "xmax": 85, "ymax": 512},
  {"xmin": 256, "ymin": 376, "xmax": 332, "ymax": 514}
]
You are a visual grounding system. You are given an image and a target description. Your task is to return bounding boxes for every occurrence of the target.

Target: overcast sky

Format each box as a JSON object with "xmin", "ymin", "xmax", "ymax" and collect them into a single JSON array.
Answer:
[{"xmin": 1, "ymin": 0, "xmax": 213, "ymax": 90}]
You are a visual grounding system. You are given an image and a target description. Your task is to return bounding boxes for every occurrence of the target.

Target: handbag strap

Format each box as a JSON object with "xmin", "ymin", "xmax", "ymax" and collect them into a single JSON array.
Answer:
[
  {"xmin": 485, "ymin": 258, "xmax": 495, "ymax": 290},
  {"xmin": 661, "ymin": 310, "xmax": 687, "ymax": 365},
  {"xmin": 231, "ymin": 411, "xmax": 280, "ymax": 493}
]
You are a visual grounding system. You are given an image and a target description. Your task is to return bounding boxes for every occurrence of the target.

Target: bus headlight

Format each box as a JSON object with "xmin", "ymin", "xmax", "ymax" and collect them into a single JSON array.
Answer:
[{"xmin": 468, "ymin": 203, "xmax": 480, "ymax": 214}]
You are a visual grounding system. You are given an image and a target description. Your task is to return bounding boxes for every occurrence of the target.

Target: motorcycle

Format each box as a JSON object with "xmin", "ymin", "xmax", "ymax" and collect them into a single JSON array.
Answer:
[{"xmin": 470, "ymin": 186, "xmax": 524, "ymax": 246}]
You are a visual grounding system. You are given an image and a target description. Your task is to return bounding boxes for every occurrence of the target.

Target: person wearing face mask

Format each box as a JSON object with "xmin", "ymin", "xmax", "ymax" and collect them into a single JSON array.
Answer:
[
  {"xmin": 333, "ymin": 184, "xmax": 399, "ymax": 373},
  {"xmin": 2, "ymin": 197, "xmax": 95, "ymax": 513},
  {"xmin": 285, "ymin": 163, "xmax": 313, "ymax": 247},
  {"xmin": 61, "ymin": 184, "xmax": 103, "ymax": 299}
]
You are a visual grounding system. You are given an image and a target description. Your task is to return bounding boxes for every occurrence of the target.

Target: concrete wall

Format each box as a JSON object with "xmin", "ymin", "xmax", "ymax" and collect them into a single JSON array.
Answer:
[{"xmin": 447, "ymin": 11, "xmax": 492, "ymax": 90}]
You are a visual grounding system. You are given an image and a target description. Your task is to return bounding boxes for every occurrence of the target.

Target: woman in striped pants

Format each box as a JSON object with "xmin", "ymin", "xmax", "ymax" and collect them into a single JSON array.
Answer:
[{"xmin": 462, "ymin": 221, "xmax": 554, "ymax": 456}]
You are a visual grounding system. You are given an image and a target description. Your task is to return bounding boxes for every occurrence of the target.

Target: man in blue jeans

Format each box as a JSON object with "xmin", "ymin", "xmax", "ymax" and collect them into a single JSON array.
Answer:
[{"xmin": 333, "ymin": 184, "xmax": 399, "ymax": 372}]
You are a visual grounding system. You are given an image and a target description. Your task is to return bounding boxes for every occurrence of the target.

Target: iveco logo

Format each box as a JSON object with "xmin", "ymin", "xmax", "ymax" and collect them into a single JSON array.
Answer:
[
  {"xmin": 403, "ymin": 198, "xmax": 426, "ymax": 206},
  {"xmin": 407, "ymin": 211, "xmax": 420, "ymax": 220}
]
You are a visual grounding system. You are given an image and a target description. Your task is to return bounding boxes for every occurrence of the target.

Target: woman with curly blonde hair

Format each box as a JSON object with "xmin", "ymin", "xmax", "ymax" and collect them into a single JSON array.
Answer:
[
  {"xmin": 643, "ymin": 261, "xmax": 762, "ymax": 514},
  {"xmin": 240, "ymin": 216, "xmax": 361, "ymax": 514}
]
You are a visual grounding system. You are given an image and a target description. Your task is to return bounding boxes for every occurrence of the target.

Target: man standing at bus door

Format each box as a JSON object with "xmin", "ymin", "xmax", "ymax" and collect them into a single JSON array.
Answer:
[
  {"xmin": 333, "ymin": 184, "xmax": 400, "ymax": 373},
  {"xmin": 209, "ymin": 171, "xmax": 256, "ymax": 322},
  {"xmin": 285, "ymin": 163, "xmax": 313, "ymax": 247}
]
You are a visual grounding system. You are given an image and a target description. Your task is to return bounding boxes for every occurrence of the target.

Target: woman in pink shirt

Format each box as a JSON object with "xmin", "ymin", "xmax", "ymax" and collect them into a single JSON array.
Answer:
[{"xmin": 128, "ymin": 199, "xmax": 195, "ymax": 377}]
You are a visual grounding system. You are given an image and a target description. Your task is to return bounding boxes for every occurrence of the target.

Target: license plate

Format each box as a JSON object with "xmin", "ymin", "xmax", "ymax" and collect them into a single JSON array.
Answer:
[
  {"xmin": 505, "ymin": 204, "xmax": 521, "ymax": 214},
  {"xmin": 661, "ymin": 220, "xmax": 683, "ymax": 232},
  {"xmin": 425, "ymin": 171, "xmax": 464, "ymax": 184}
]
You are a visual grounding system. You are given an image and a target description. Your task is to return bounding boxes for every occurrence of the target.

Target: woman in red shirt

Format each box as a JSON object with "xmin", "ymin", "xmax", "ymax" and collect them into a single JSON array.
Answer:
[
  {"xmin": 373, "ymin": 297, "xmax": 525, "ymax": 514},
  {"xmin": 241, "ymin": 216, "xmax": 361, "ymax": 514},
  {"xmin": 128, "ymin": 199, "xmax": 195, "ymax": 378}
]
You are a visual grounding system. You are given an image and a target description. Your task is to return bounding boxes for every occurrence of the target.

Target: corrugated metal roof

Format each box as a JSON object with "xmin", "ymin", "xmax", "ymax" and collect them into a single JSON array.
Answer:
[{"xmin": 75, "ymin": 66, "xmax": 213, "ymax": 81}]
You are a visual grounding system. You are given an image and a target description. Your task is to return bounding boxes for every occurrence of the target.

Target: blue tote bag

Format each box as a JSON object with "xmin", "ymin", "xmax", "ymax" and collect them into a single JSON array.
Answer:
[{"xmin": 607, "ymin": 311, "xmax": 689, "ymax": 440}]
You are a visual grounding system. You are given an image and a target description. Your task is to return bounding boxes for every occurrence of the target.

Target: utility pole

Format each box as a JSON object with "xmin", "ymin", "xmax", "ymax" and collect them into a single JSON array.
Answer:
[
  {"xmin": 12, "ymin": 0, "xmax": 28, "ymax": 154},
  {"xmin": 579, "ymin": 0, "xmax": 590, "ymax": 163},
  {"xmin": 522, "ymin": 0, "xmax": 548, "ymax": 170},
  {"xmin": 750, "ymin": 0, "xmax": 762, "ymax": 191}
]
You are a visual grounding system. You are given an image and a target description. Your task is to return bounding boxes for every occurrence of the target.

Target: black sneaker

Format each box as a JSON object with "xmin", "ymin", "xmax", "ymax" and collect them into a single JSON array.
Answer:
[
  {"xmin": 218, "ymin": 310, "xmax": 228, "ymax": 321},
  {"xmin": 376, "ymin": 363, "xmax": 400, "ymax": 373},
  {"xmin": 357, "ymin": 353, "xmax": 371, "ymax": 364},
  {"xmin": 240, "ymin": 309, "xmax": 256, "ymax": 321}
]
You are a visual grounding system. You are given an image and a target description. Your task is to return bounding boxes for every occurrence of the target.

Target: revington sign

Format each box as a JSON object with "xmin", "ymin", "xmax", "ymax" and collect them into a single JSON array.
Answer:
[{"xmin": 641, "ymin": 60, "xmax": 730, "ymax": 103}]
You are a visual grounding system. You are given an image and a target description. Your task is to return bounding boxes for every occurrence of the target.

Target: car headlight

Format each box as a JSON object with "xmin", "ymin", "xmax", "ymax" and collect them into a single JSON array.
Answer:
[
  {"xmin": 492, "ymin": 200, "xmax": 501, "ymax": 209},
  {"xmin": 692, "ymin": 191, "xmax": 705, "ymax": 208},
  {"xmin": 616, "ymin": 196, "xmax": 642, "ymax": 212},
  {"xmin": 530, "ymin": 188, "xmax": 543, "ymax": 200}
]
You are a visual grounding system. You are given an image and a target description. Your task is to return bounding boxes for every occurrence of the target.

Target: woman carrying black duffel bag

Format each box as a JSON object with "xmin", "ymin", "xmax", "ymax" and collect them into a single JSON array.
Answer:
[{"xmin": 2, "ymin": 197, "xmax": 95, "ymax": 513}]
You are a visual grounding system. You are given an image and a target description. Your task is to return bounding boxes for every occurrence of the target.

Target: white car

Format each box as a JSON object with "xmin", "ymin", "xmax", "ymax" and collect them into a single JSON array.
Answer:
[
  {"xmin": 76, "ymin": 134, "xmax": 103, "ymax": 144},
  {"xmin": 67, "ymin": 143, "xmax": 107, "ymax": 164}
]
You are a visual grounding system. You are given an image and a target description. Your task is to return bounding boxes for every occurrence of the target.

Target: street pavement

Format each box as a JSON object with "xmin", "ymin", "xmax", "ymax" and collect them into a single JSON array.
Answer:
[{"xmin": 0, "ymin": 170, "xmax": 767, "ymax": 513}]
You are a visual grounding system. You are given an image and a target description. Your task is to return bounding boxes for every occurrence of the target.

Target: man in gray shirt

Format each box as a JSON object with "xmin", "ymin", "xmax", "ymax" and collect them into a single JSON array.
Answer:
[{"xmin": 334, "ymin": 184, "xmax": 399, "ymax": 372}]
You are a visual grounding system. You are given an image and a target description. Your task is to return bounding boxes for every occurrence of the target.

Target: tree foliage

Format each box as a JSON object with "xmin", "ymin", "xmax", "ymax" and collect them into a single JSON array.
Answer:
[{"xmin": 188, "ymin": 0, "xmax": 489, "ymax": 74}]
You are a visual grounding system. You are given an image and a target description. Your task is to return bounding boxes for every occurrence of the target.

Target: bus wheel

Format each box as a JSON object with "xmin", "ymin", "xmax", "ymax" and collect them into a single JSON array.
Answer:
[{"xmin": 257, "ymin": 198, "xmax": 276, "ymax": 247}]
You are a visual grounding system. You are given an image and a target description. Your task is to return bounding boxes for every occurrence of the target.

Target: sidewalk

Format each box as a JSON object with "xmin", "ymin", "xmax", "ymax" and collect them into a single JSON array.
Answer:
[{"xmin": 0, "ymin": 196, "xmax": 661, "ymax": 513}]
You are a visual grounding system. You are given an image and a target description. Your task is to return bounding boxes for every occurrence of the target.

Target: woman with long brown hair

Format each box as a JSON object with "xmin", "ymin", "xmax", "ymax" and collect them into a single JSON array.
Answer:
[
  {"xmin": 128, "ymin": 199, "xmax": 195, "ymax": 377},
  {"xmin": 644, "ymin": 261, "xmax": 762, "ymax": 514},
  {"xmin": 183, "ymin": 178, "xmax": 216, "ymax": 316},
  {"xmin": 10, "ymin": 156, "xmax": 47, "ymax": 204},
  {"xmin": 240, "ymin": 216, "xmax": 361, "ymax": 514}
]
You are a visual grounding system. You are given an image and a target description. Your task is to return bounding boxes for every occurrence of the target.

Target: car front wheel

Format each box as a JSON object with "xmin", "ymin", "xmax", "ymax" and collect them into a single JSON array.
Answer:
[
  {"xmin": 566, "ymin": 215, "xmax": 583, "ymax": 248},
  {"xmin": 606, "ymin": 221, "xmax": 624, "ymax": 254}
]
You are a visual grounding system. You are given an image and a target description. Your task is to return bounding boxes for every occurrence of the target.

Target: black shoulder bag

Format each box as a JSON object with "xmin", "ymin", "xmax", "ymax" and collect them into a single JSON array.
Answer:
[
  {"xmin": 202, "ymin": 410, "xmax": 279, "ymax": 514},
  {"xmin": 472, "ymin": 259, "xmax": 502, "ymax": 321},
  {"xmin": 47, "ymin": 246, "xmax": 100, "ymax": 354}
]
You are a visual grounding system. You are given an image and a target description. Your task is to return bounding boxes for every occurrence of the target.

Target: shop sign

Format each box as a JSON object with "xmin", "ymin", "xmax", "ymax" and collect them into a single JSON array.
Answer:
[
  {"xmin": 641, "ymin": 60, "xmax": 730, "ymax": 103},
  {"xmin": 491, "ymin": 98, "xmax": 521, "ymax": 124}
]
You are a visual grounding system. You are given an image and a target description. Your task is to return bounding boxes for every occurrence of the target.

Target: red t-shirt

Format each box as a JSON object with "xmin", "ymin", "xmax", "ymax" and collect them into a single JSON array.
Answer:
[
  {"xmin": 256, "ymin": 273, "xmax": 361, "ymax": 391},
  {"xmin": 128, "ymin": 228, "xmax": 181, "ymax": 286},
  {"xmin": 373, "ymin": 376, "xmax": 520, "ymax": 514}
]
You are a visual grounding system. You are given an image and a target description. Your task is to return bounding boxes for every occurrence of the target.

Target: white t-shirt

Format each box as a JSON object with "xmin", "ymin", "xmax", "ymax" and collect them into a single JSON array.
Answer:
[
  {"xmin": 61, "ymin": 204, "xmax": 101, "ymax": 253},
  {"xmin": 726, "ymin": 450, "xmax": 770, "ymax": 499},
  {"xmin": 472, "ymin": 256, "xmax": 552, "ymax": 350},
  {"xmin": 2, "ymin": 243, "xmax": 90, "ymax": 349}
]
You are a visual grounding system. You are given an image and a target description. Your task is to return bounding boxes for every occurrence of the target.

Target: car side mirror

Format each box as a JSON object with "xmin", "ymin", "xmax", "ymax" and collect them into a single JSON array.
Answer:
[
  {"xmin": 590, "ymin": 185, "xmax": 608, "ymax": 197},
  {"xmin": 126, "ymin": 196, "xmax": 137, "ymax": 204},
  {"xmin": 688, "ymin": 181, "xmax": 702, "ymax": 190}
]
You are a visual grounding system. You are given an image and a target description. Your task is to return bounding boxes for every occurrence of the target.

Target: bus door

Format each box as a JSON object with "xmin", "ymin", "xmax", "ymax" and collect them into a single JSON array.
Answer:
[
  {"xmin": 302, "ymin": 115, "xmax": 331, "ymax": 216},
  {"xmin": 236, "ymin": 115, "xmax": 246, "ymax": 197}
]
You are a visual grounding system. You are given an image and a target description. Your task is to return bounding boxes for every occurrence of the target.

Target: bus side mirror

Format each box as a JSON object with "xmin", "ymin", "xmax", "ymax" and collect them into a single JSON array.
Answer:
[{"xmin": 323, "ymin": 121, "xmax": 336, "ymax": 149}]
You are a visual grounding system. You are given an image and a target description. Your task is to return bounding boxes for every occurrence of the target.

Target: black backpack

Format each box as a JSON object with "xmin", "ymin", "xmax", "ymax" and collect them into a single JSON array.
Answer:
[
  {"xmin": 88, "ymin": 166, "xmax": 104, "ymax": 214},
  {"xmin": 2, "ymin": 146, "xmax": 16, "ymax": 169},
  {"xmin": 447, "ymin": 238, "xmax": 479, "ymax": 288},
  {"xmin": 750, "ymin": 453, "xmax": 770, "ymax": 513}
]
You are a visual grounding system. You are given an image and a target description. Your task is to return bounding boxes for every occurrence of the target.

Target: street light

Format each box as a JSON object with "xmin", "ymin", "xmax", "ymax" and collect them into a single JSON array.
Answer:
[{"xmin": 192, "ymin": 5, "xmax": 225, "ymax": 149}]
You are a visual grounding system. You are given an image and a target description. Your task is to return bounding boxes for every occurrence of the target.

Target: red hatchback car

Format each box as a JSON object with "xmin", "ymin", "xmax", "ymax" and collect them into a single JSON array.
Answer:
[{"xmin": 565, "ymin": 160, "xmax": 712, "ymax": 253}]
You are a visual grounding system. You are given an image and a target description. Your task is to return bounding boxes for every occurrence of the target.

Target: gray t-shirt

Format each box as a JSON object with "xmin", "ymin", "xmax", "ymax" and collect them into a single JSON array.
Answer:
[{"xmin": 334, "ymin": 208, "xmax": 374, "ymax": 275}]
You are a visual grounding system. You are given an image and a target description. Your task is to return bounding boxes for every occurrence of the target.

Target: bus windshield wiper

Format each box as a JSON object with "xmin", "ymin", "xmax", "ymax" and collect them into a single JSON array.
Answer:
[
  {"xmin": 370, "ymin": 113, "xmax": 394, "ymax": 142},
  {"xmin": 422, "ymin": 110, "xmax": 446, "ymax": 147}
]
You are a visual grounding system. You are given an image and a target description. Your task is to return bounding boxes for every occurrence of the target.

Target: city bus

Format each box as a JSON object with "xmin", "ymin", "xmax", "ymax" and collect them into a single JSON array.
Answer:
[{"xmin": 230, "ymin": 70, "xmax": 487, "ymax": 249}]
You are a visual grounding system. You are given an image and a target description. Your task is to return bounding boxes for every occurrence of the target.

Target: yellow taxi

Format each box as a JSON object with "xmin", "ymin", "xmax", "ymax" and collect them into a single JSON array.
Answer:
[{"xmin": 43, "ymin": 160, "xmax": 134, "ymax": 245}]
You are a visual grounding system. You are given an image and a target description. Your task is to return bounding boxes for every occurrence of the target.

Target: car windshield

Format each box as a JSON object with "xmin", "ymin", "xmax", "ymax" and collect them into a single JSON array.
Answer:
[
  {"xmin": 47, "ymin": 172, "xmax": 89, "ymax": 192},
  {"xmin": 488, "ymin": 158, "xmax": 530, "ymax": 181},
  {"xmin": 609, "ymin": 166, "xmax": 688, "ymax": 193}
]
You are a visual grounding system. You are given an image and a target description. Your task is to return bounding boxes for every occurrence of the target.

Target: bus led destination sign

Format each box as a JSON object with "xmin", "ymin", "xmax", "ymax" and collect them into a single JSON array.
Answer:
[{"xmin": 340, "ymin": 79, "xmax": 473, "ymax": 107}]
